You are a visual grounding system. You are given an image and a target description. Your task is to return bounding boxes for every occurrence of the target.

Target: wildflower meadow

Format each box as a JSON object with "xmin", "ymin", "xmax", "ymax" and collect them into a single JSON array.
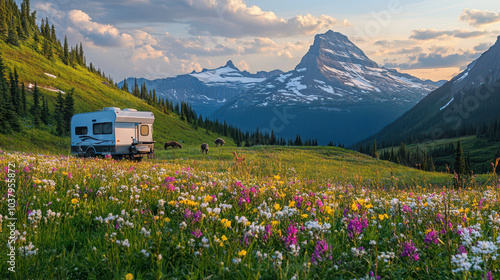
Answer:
[{"xmin": 1, "ymin": 148, "xmax": 500, "ymax": 279}]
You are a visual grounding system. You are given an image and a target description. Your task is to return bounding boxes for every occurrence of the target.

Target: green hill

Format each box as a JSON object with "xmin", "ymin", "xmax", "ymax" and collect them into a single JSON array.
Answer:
[{"xmin": 0, "ymin": 39, "xmax": 234, "ymax": 154}]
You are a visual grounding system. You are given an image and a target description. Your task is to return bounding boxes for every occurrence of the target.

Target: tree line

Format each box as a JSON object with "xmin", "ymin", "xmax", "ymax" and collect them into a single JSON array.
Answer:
[
  {"xmin": 358, "ymin": 139, "xmax": 500, "ymax": 177},
  {"xmin": 122, "ymin": 78, "xmax": 320, "ymax": 147}
]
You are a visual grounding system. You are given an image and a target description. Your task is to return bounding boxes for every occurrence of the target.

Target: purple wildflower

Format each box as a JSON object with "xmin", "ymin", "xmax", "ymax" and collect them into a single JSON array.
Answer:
[
  {"xmin": 458, "ymin": 245, "xmax": 467, "ymax": 254},
  {"xmin": 193, "ymin": 210, "xmax": 202, "ymax": 223},
  {"xmin": 191, "ymin": 229, "xmax": 203, "ymax": 238},
  {"xmin": 424, "ymin": 230, "xmax": 439, "ymax": 245},
  {"xmin": 263, "ymin": 224, "xmax": 272, "ymax": 242},
  {"xmin": 311, "ymin": 239, "xmax": 332, "ymax": 265},
  {"xmin": 284, "ymin": 223, "xmax": 298, "ymax": 247},
  {"xmin": 343, "ymin": 207, "xmax": 349, "ymax": 217},
  {"xmin": 164, "ymin": 177, "xmax": 175, "ymax": 183},
  {"xmin": 369, "ymin": 271, "xmax": 381, "ymax": 280},
  {"xmin": 401, "ymin": 240, "xmax": 419, "ymax": 261},
  {"xmin": 347, "ymin": 216, "xmax": 368, "ymax": 238},
  {"xmin": 293, "ymin": 196, "xmax": 303, "ymax": 208}
]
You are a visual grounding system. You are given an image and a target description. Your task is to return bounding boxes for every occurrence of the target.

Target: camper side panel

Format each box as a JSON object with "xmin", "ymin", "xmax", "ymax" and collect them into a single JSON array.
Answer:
[
  {"xmin": 70, "ymin": 111, "xmax": 116, "ymax": 155},
  {"xmin": 115, "ymin": 122, "xmax": 136, "ymax": 154}
]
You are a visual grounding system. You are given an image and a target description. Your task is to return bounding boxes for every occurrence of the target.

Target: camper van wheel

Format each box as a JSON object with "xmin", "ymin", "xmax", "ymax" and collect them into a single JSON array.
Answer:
[{"xmin": 86, "ymin": 149, "xmax": 96, "ymax": 158}]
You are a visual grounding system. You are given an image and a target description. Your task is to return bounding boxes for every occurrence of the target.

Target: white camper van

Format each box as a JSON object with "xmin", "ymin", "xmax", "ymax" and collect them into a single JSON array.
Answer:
[{"xmin": 70, "ymin": 107, "xmax": 155, "ymax": 160}]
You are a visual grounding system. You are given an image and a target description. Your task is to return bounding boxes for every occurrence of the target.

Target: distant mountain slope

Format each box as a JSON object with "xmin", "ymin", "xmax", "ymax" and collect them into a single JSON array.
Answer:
[
  {"xmin": 0, "ymin": 40, "xmax": 233, "ymax": 153},
  {"xmin": 356, "ymin": 36, "xmax": 500, "ymax": 148},
  {"xmin": 119, "ymin": 61, "xmax": 283, "ymax": 116},
  {"xmin": 212, "ymin": 30, "xmax": 441, "ymax": 145}
]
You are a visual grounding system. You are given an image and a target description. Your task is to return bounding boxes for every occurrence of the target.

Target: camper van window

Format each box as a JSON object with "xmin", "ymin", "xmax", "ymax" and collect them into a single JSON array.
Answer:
[
  {"xmin": 140, "ymin": 125, "xmax": 149, "ymax": 136},
  {"xmin": 75, "ymin": 126, "xmax": 88, "ymax": 135},
  {"xmin": 93, "ymin": 122, "xmax": 113, "ymax": 135}
]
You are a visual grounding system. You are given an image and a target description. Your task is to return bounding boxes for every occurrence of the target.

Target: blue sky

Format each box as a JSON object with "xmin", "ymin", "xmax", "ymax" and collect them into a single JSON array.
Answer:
[{"xmin": 23, "ymin": 0, "xmax": 500, "ymax": 81}]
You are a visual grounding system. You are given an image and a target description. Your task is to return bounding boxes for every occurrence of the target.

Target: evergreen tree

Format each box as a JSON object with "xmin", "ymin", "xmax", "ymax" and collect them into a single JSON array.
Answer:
[
  {"xmin": 50, "ymin": 25, "xmax": 56, "ymax": 42},
  {"xmin": 121, "ymin": 79, "xmax": 129, "ymax": 92},
  {"xmin": 31, "ymin": 83, "xmax": 41, "ymax": 127},
  {"xmin": 20, "ymin": 82, "xmax": 26, "ymax": 114},
  {"xmin": 0, "ymin": 1, "xmax": 7, "ymax": 36},
  {"xmin": 371, "ymin": 139, "xmax": 379, "ymax": 159},
  {"xmin": 63, "ymin": 89, "xmax": 75, "ymax": 132},
  {"xmin": 132, "ymin": 78, "xmax": 139, "ymax": 96},
  {"xmin": 63, "ymin": 35, "xmax": 69, "ymax": 64},
  {"xmin": 79, "ymin": 42, "xmax": 84, "ymax": 65},
  {"xmin": 6, "ymin": 28, "xmax": 19, "ymax": 46},
  {"xmin": 9, "ymin": 69, "xmax": 19, "ymax": 114},
  {"xmin": 55, "ymin": 91, "xmax": 64, "ymax": 135},
  {"xmin": 454, "ymin": 141, "xmax": 465, "ymax": 176},
  {"xmin": 41, "ymin": 95, "xmax": 49, "ymax": 125},
  {"xmin": 429, "ymin": 157, "xmax": 436, "ymax": 172}
]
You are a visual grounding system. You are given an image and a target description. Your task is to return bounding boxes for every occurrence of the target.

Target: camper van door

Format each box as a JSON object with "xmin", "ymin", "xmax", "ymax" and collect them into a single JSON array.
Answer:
[{"xmin": 138, "ymin": 123, "xmax": 152, "ymax": 143}]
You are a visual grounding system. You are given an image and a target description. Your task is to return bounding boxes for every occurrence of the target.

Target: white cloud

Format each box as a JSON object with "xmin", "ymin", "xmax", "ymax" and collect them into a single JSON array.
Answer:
[
  {"xmin": 409, "ymin": 29, "xmax": 492, "ymax": 40},
  {"xmin": 68, "ymin": 10, "xmax": 134, "ymax": 47},
  {"xmin": 460, "ymin": 9, "xmax": 500, "ymax": 27},
  {"xmin": 61, "ymin": 0, "xmax": 349, "ymax": 38},
  {"xmin": 34, "ymin": 2, "xmax": 65, "ymax": 19}
]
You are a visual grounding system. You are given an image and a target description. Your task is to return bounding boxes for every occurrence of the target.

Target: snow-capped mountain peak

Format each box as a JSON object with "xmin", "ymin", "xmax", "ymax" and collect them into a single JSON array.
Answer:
[
  {"xmin": 220, "ymin": 30, "xmax": 440, "ymax": 109},
  {"xmin": 189, "ymin": 62, "xmax": 265, "ymax": 88}
]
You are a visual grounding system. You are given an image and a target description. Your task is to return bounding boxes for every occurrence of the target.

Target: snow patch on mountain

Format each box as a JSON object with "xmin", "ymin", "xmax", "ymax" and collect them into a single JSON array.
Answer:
[
  {"xmin": 190, "ymin": 66, "xmax": 265, "ymax": 86},
  {"xmin": 286, "ymin": 76, "xmax": 307, "ymax": 94},
  {"xmin": 440, "ymin": 98, "xmax": 454, "ymax": 111}
]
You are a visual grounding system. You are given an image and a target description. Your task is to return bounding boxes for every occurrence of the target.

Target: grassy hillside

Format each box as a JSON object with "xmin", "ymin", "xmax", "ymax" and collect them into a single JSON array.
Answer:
[
  {"xmin": 0, "ymin": 39, "xmax": 234, "ymax": 154},
  {"xmin": 380, "ymin": 135, "xmax": 500, "ymax": 173}
]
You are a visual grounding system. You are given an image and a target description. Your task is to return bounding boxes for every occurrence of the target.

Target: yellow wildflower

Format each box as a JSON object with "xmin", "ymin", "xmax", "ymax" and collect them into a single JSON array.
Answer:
[
  {"xmin": 71, "ymin": 198, "xmax": 78, "ymax": 205},
  {"xmin": 221, "ymin": 219, "xmax": 231, "ymax": 228},
  {"xmin": 238, "ymin": 250, "xmax": 247, "ymax": 257},
  {"xmin": 125, "ymin": 273, "xmax": 133, "ymax": 280},
  {"xmin": 221, "ymin": 235, "xmax": 228, "ymax": 242},
  {"xmin": 324, "ymin": 206, "xmax": 334, "ymax": 215},
  {"xmin": 351, "ymin": 203, "xmax": 358, "ymax": 211},
  {"xmin": 164, "ymin": 217, "xmax": 171, "ymax": 223}
]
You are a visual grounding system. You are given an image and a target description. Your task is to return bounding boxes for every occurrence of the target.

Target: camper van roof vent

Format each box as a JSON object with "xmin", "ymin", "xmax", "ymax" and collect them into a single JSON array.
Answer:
[
  {"xmin": 122, "ymin": 108, "xmax": 138, "ymax": 112},
  {"xmin": 103, "ymin": 107, "xmax": 121, "ymax": 111}
]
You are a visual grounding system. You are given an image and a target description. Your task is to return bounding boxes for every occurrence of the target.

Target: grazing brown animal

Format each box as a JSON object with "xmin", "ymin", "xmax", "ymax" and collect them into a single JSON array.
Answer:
[
  {"xmin": 201, "ymin": 143, "xmax": 209, "ymax": 154},
  {"xmin": 215, "ymin": 138, "xmax": 225, "ymax": 147},
  {"xmin": 164, "ymin": 141, "xmax": 183, "ymax": 150}
]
